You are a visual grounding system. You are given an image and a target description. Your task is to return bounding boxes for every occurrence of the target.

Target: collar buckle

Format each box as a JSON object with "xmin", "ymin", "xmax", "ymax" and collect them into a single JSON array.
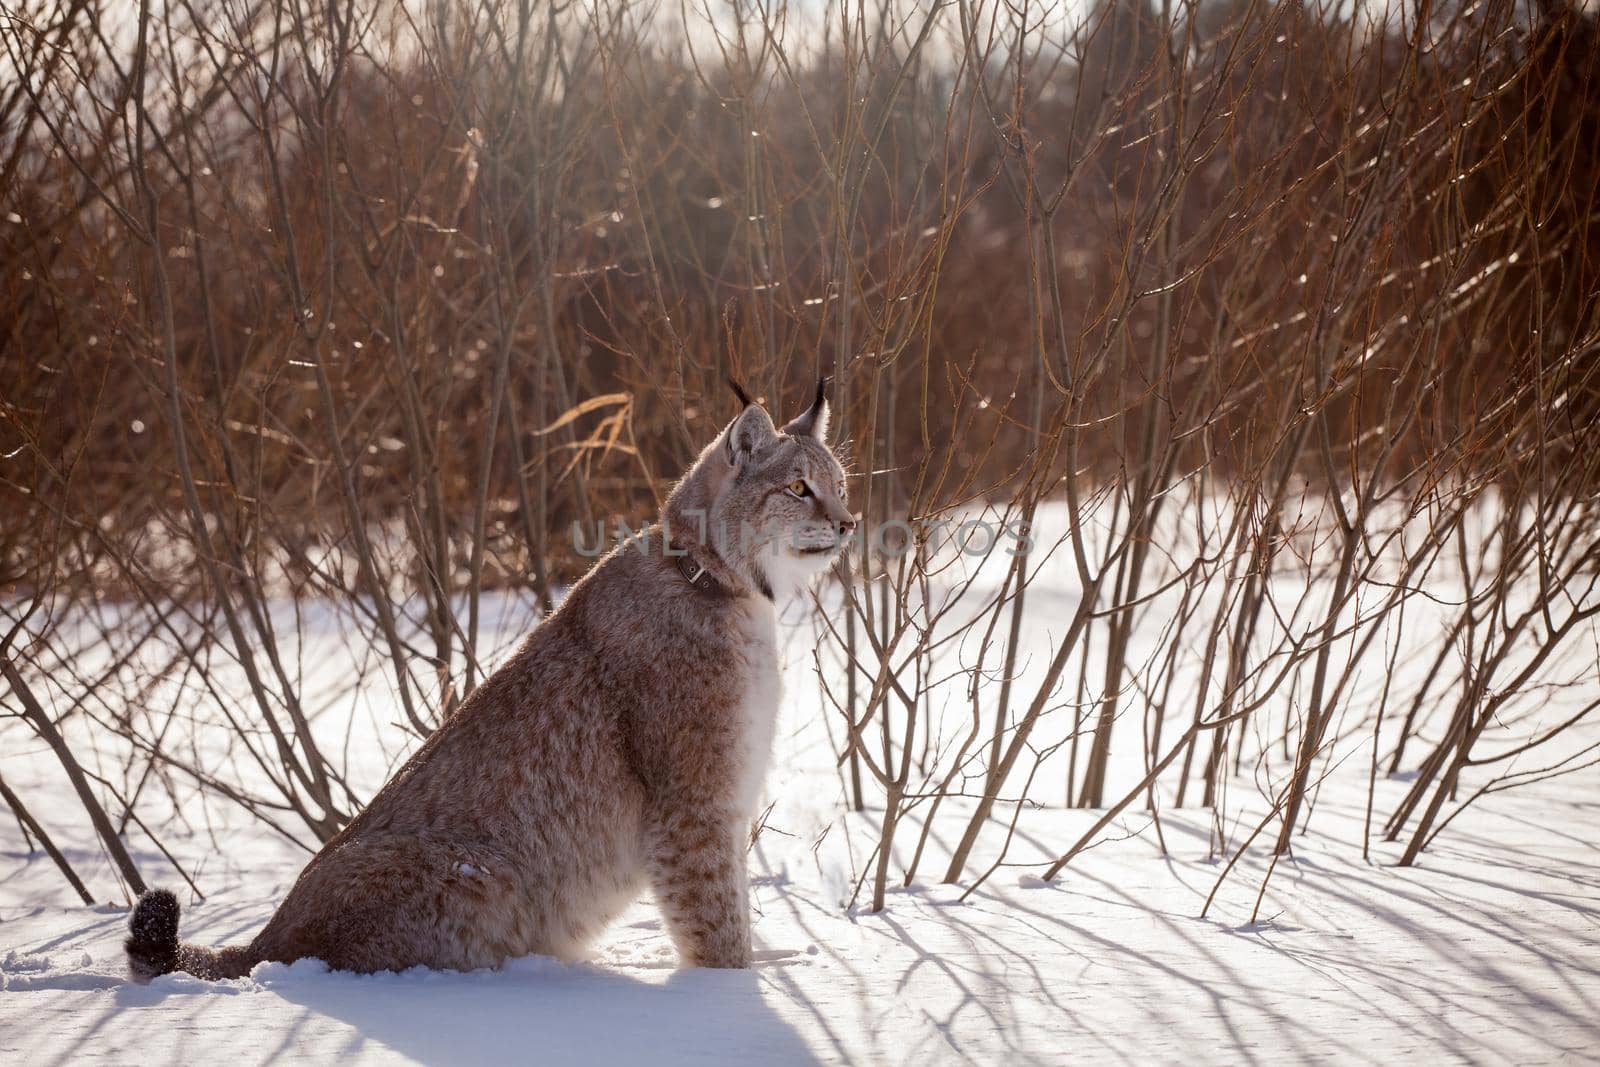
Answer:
[{"xmin": 671, "ymin": 543, "xmax": 724, "ymax": 596}]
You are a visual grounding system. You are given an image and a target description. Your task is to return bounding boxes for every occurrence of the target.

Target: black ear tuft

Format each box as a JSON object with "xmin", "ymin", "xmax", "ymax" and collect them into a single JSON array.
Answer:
[
  {"xmin": 726, "ymin": 376, "xmax": 754, "ymax": 409},
  {"xmin": 781, "ymin": 375, "xmax": 831, "ymax": 440}
]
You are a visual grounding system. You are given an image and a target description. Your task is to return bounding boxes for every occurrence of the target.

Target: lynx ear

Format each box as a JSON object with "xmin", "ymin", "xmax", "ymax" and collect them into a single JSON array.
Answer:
[
  {"xmin": 724, "ymin": 404, "xmax": 778, "ymax": 466},
  {"xmin": 781, "ymin": 377, "xmax": 830, "ymax": 441}
]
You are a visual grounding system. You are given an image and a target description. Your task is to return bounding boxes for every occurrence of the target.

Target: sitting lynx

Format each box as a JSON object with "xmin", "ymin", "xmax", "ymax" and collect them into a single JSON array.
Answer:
[{"xmin": 126, "ymin": 380, "xmax": 852, "ymax": 979}]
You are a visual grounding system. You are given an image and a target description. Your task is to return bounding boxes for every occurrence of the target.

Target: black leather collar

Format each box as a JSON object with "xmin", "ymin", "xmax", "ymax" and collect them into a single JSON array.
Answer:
[
  {"xmin": 670, "ymin": 542, "xmax": 730, "ymax": 597},
  {"xmin": 667, "ymin": 541, "xmax": 773, "ymax": 601}
]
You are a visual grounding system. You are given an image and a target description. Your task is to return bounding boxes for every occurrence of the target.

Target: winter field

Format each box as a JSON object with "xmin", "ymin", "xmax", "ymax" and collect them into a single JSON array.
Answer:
[
  {"xmin": 4, "ymin": 560, "xmax": 1598, "ymax": 1066},
  {"xmin": 5, "ymin": 0, "xmax": 1600, "ymax": 1061}
]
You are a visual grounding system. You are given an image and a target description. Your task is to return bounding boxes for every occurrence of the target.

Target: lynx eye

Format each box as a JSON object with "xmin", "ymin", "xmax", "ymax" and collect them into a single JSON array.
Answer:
[{"xmin": 786, "ymin": 479, "xmax": 810, "ymax": 498}]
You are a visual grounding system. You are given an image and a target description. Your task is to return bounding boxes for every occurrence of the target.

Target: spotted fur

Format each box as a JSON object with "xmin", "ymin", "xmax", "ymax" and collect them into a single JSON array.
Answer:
[{"xmin": 126, "ymin": 384, "xmax": 851, "ymax": 980}]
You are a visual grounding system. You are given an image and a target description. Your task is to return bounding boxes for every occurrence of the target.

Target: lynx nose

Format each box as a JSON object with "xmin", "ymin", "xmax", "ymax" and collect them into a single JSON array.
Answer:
[{"xmin": 837, "ymin": 516, "xmax": 857, "ymax": 537}]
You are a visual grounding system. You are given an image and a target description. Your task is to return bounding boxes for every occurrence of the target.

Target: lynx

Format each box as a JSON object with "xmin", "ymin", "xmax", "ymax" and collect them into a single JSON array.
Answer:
[{"xmin": 126, "ymin": 380, "xmax": 852, "ymax": 979}]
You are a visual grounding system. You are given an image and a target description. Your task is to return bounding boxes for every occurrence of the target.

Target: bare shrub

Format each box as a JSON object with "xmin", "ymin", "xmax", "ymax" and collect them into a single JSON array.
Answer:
[{"xmin": 2, "ymin": 0, "xmax": 1596, "ymax": 910}]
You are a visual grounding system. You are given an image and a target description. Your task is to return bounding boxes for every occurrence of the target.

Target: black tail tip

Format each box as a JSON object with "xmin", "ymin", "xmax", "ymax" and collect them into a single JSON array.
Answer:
[{"xmin": 125, "ymin": 888, "xmax": 180, "ymax": 982}]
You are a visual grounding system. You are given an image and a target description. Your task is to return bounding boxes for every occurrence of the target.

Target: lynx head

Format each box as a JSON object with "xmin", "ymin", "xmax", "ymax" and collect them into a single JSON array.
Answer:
[{"xmin": 665, "ymin": 378, "xmax": 854, "ymax": 602}]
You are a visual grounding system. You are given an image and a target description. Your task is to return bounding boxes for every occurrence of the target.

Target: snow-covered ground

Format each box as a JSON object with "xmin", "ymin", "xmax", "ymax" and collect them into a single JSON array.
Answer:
[{"xmin": 4, "ymin": 579, "xmax": 1599, "ymax": 1064}]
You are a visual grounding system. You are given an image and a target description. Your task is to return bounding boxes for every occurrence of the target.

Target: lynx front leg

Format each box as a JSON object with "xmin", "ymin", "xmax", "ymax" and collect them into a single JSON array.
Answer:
[{"xmin": 646, "ymin": 802, "xmax": 751, "ymax": 968}]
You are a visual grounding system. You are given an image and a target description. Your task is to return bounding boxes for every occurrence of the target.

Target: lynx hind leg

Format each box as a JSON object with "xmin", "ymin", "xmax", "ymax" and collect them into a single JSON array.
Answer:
[
  {"xmin": 647, "ymin": 804, "xmax": 752, "ymax": 968},
  {"xmin": 254, "ymin": 835, "xmax": 523, "ymax": 974}
]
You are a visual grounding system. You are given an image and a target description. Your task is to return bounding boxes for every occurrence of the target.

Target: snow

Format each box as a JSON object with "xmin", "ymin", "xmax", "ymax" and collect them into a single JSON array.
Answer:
[
  {"xmin": 4, "ymin": 551, "xmax": 1599, "ymax": 1063},
  {"xmin": 4, "ymin": 782, "xmax": 1598, "ymax": 1063}
]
